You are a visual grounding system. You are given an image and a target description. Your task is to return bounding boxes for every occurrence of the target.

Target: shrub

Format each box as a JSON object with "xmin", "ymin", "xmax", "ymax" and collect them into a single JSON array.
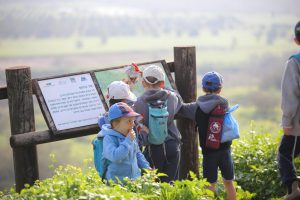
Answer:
[
  {"xmin": 0, "ymin": 165, "xmax": 215, "ymax": 200},
  {"xmin": 232, "ymin": 131, "xmax": 289, "ymax": 199},
  {"xmin": 0, "ymin": 162, "xmax": 255, "ymax": 200}
]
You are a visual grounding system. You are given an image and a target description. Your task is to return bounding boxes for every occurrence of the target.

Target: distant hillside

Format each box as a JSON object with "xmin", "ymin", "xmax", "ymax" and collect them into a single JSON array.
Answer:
[{"xmin": 0, "ymin": 0, "xmax": 298, "ymax": 39}]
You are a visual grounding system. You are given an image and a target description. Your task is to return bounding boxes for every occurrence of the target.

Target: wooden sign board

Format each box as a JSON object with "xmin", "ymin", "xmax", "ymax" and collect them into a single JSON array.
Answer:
[
  {"xmin": 34, "ymin": 72, "xmax": 107, "ymax": 134},
  {"xmin": 34, "ymin": 60, "xmax": 176, "ymax": 135}
]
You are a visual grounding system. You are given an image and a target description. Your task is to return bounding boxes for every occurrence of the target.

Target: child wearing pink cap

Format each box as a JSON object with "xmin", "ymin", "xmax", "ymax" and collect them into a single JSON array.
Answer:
[{"xmin": 98, "ymin": 102, "xmax": 150, "ymax": 182}]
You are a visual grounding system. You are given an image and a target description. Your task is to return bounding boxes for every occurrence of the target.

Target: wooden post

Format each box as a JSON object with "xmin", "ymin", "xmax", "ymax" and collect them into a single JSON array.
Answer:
[
  {"xmin": 6, "ymin": 66, "xmax": 39, "ymax": 192},
  {"xmin": 174, "ymin": 47, "xmax": 199, "ymax": 179}
]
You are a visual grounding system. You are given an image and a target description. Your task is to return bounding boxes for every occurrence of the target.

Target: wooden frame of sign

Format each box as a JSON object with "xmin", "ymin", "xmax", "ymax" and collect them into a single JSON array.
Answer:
[{"xmin": 34, "ymin": 59, "xmax": 176, "ymax": 135}]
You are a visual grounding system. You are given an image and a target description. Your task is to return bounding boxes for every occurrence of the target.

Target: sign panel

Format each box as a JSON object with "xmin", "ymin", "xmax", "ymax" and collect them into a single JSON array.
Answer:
[
  {"xmin": 37, "ymin": 73, "xmax": 105, "ymax": 131},
  {"xmin": 94, "ymin": 60, "xmax": 176, "ymax": 106}
]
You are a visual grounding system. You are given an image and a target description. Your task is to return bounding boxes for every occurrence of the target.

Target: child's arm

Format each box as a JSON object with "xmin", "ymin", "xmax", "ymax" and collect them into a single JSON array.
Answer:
[
  {"xmin": 132, "ymin": 98, "xmax": 143, "ymax": 115},
  {"xmin": 177, "ymin": 102, "xmax": 197, "ymax": 121},
  {"xmin": 136, "ymin": 148, "xmax": 150, "ymax": 169},
  {"xmin": 137, "ymin": 130, "xmax": 150, "ymax": 146},
  {"xmin": 103, "ymin": 135, "xmax": 133, "ymax": 162},
  {"xmin": 133, "ymin": 99, "xmax": 150, "ymax": 146},
  {"xmin": 172, "ymin": 91, "xmax": 197, "ymax": 120}
]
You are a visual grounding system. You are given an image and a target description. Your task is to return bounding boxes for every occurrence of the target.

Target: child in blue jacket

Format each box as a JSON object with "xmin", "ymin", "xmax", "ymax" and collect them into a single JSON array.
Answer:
[{"xmin": 98, "ymin": 102, "xmax": 150, "ymax": 182}]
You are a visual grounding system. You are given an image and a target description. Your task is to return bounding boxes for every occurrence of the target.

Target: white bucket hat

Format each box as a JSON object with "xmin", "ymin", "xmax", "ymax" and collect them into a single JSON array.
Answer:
[
  {"xmin": 142, "ymin": 65, "xmax": 165, "ymax": 84},
  {"xmin": 107, "ymin": 81, "xmax": 137, "ymax": 101}
]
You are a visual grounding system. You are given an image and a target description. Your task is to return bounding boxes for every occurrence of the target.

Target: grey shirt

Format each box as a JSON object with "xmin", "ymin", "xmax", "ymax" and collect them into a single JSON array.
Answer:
[
  {"xmin": 179, "ymin": 94, "xmax": 229, "ymax": 120},
  {"xmin": 281, "ymin": 56, "xmax": 300, "ymax": 135},
  {"xmin": 133, "ymin": 89, "xmax": 183, "ymax": 145}
]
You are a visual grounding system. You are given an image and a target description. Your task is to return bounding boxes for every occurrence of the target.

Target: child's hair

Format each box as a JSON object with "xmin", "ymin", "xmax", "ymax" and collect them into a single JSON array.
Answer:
[
  {"xmin": 109, "ymin": 99, "xmax": 124, "ymax": 107},
  {"xmin": 110, "ymin": 118, "xmax": 121, "ymax": 128},
  {"xmin": 202, "ymin": 87, "xmax": 222, "ymax": 94},
  {"xmin": 143, "ymin": 76, "xmax": 162, "ymax": 87},
  {"xmin": 295, "ymin": 21, "xmax": 300, "ymax": 42}
]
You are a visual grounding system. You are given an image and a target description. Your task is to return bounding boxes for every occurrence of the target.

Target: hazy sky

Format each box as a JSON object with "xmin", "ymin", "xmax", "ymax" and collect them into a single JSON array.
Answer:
[{"xmin": 1, "ymin": 0, "xmax": 299, "ymax": 15}]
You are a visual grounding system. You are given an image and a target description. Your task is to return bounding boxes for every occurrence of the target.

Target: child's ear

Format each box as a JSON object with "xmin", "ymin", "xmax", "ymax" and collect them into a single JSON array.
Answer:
[
  {"xmin": 294, "ymin": 37, "xmax": 300, "ymax": 45},
  {"xmin": 141, "ymin": 80, "xmax": 147, "ymax": 87},
  {"xmin": 160, "ymin": 81, "xmax": 165, "ymax": 88}
]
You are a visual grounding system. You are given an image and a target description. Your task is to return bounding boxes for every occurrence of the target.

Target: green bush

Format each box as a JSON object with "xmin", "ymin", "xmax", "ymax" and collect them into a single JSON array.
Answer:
[
  {"xmin": 0, "ymin": 162, "xmax": 254, "ymax": 200},
  {"xmin": 232, "ymin": 131, "xmax": 293, "ymax": 199},
  {"xmin": 5, "ymin": 126, "xmax": 294, "ymax": 199},
  {"xmin": 0, "ymin": 165, "xmax": 214, "ymax": 200}
]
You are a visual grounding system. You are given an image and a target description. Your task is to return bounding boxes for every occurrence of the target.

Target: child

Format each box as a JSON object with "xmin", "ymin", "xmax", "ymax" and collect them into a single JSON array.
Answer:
[
  {"xmin": 278, "ymin": 20, "xmax": 300, "ymax": 200},
  {"xmin": 99, "ymin": 81, "xmax": 137, "ymax": 128},
  {"xmin": 123, "ymin": 63, "xmax": 142, "ymax": 89},
  {"xmin": 133, "ymin": 65, "xmax": 183, "ymax": 183},
  {"xmin": 99, "ymin": 102, "xmax": 150, "ymax": 182},
  {"xmin": 106, "ymin": 80, "xmax": 137, "ymax": 107},
  {"xmin": 179, "ymin": 71, "xmax": 236, "ymax": 199}
]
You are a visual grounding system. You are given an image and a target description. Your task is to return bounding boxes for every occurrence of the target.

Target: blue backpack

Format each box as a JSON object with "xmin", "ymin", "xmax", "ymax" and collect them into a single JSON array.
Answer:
[
  {"xmin": 147, "ymin": 100, "xmax": 169, "ymax": 145},
  {"xmin": 290, "ymin": 53, "xmax": 300, "ymax": 62},
  {"xmin": 92, "ymin": 137, "xmax": 110, "ymax": 178},
  {"xmin": 221, "ymin": 104, "xmax": 240, "ymax": 143}
]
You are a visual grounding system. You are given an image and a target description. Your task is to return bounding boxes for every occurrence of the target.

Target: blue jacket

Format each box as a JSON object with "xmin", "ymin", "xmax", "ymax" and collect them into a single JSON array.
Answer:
[{"xmin": 97, "ymin": 124, "xmax": 150, "ymax": 182}]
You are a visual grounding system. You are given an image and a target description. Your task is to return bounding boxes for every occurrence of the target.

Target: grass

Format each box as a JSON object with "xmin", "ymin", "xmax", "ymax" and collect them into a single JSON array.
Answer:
[{"xmin": 0, "ymin": 30, "xmax": 298, "ymax": 67}]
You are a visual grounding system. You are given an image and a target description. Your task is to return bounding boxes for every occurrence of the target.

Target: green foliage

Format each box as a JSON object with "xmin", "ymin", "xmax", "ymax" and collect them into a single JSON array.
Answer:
[
  {"xmin": 0, "ymin": 164, "xmax": 214, "ymax": 200},
  {"xmin": 2, "ymin": 124, "xmax": 290, "ymax": 200},
  {"xmin": 232, "ymin": 130, "xmax": 289, "ymax": 199},
  {"xmin": 215, "ymin": 181, "xmax": 255, "ymax": 200},
  {"xmin": 159, "ymin": 172, "xmax": 214, "ymax": 200},
  {"xmin": 0, "ymin": 162, "xmax": 254, "ymax": 200}
]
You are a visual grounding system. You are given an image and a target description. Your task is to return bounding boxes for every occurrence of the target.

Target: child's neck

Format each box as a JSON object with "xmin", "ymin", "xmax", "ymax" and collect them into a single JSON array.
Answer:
[
  {"xmin": 205, "ymin": 92, "xmax": 219, "ymax": 95},
  {"xmin": 145, "ymin": 87, "xmax": 161, "ymax": 91}
]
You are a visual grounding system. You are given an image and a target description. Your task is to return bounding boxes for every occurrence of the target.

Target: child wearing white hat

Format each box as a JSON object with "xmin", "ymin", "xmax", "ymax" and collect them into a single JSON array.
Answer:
[
  {"xmin": 133, "ymin": 65, "xmax": 183, "ymax": 183},
  {"xmin": 98, "ymin": 81, "xmax": 137, "ymax": 128}
]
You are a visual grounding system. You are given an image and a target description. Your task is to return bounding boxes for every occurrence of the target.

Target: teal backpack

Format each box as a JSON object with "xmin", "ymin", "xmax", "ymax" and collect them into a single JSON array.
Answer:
[
  {"xmin": 92, "ymin": 137, "xmax": 110, "ymax": 178},
  {"xmin": 290, "ymin": 53, "xmax": 300, "ymax": 62},
  {"xmin": 147, "ymin": 100, "xmax": 169, "ymax": 145}
]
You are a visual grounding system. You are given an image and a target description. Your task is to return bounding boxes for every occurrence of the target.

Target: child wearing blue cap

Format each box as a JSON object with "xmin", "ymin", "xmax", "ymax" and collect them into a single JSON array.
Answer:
[
  {"xmin": 179, "ymin": 71, "xmax": 236, "ymax": 199},
  {"xmin": 97, "ymin": 102, "xmax": 150, "ymax": 182}
]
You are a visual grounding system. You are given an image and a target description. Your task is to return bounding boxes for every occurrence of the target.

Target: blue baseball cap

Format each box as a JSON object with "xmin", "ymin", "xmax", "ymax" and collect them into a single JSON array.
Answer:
[
  {"xmin": 108, "ymin": 102, "xmax": 140, "ymax": 122},
  {"xmin": 202, "ymin": 71, "xmax": 223, "ymax": 90}
]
